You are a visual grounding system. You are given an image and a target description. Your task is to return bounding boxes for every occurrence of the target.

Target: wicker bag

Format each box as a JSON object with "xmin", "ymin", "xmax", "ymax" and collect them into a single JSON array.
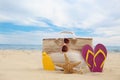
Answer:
[{"xmin": 42, "ymin": 31, "xmax": 92, "ymax": 69}]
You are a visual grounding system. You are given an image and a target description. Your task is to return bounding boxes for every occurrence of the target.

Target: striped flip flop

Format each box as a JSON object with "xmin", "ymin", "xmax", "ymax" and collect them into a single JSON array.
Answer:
[
  {"xmin": 82, "ymin": 45, "xmax": 94, "ymax": 72},
  {"xmin": 93, "ymin": 44, "xmax": 107, "ymax": 72}
]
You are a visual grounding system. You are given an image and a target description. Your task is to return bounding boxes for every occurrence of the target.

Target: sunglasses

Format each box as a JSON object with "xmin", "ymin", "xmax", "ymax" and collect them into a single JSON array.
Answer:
[{"xmin": 61, "ymin": 38, "xmax": 70, "ymax": 52}]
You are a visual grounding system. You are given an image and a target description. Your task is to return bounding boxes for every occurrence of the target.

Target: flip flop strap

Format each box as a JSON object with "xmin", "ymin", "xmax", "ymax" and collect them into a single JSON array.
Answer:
[
  {"xmin": 94, "ymin": 49, "xmax": 106, "ymax": 68},
  {"xmin": 86, "ymin": 49, "xmax": 94, "ymax": 68}
]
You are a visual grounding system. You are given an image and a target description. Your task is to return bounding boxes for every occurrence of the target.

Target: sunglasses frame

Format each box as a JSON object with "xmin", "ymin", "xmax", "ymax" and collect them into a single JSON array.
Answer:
[{"xmin": 61, "ymin": 38, "xmax": 70, "ymax": 53}]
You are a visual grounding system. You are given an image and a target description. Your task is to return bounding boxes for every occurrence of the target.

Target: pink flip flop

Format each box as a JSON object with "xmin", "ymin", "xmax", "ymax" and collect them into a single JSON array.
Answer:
[
  {"xmin": 93, "ymin": 44, "xmax": 107, "ymax": 72},
  {"xmin": 82, "ymin": 45, "xmax": 94, "ymax": 72}
]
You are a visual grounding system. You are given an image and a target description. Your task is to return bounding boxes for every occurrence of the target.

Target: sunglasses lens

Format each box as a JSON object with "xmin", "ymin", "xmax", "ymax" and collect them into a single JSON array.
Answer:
[
  {"xmin": 62, "ymin": 45, "xmax": 68, "ymax": 52},
  {"xmin": 64, "ymin": 38, "xmax": 69, "ymax": 44}
]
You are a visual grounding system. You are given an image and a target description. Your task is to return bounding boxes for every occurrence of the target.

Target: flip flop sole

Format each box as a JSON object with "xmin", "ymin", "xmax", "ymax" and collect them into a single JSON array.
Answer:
[
  {"xmin": 82, "ymin": 45, "xmax": 94, "ymax": 72},
  {"xmin": 93, "ymin": 44, "xmax": 107, "ymax": 72}
]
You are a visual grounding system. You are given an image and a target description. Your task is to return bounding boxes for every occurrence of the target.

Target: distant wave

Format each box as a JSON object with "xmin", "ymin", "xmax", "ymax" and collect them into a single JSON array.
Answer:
[
  {"xmin": 106, "ymin": 46, "xmax": 120, "ymax": 53},
  {"xmin": 0, "ymin": 44, "xmax": 42, "ymax": 50},
  {"xmin": 0, "ymin": 44, "xmax": 120, "ymax": 53}
]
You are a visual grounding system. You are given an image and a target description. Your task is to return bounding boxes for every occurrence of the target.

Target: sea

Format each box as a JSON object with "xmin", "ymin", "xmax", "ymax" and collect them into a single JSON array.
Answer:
[
  {"xmin": 0, "ymin": 44, "xmax": 120, "ymax": 53},
  {"xmin": 0, "ymin": 44, "xmax": 42, "ymax": 50}
]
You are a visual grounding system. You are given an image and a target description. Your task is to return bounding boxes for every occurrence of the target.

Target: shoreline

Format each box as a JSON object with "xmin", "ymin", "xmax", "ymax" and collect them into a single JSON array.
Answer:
[{"xmin": 0, "ymin": 50, "xmax": 120, "ymax": 80}]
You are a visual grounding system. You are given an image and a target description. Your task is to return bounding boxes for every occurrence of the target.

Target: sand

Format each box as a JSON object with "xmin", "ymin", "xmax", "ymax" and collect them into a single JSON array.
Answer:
[{"xmin": 0, "ymin": 50, "xmax": 120, "ymax": 80}]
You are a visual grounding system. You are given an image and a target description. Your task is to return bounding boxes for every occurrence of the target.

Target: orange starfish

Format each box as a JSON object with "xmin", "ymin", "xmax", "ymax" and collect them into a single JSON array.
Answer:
[{"xmin": 55, "ymin": 53, "xmax": 83, "ymax": 74}]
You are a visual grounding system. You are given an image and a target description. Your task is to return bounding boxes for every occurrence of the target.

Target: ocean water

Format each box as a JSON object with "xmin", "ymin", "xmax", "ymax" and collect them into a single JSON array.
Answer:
[
  {"xmin": 0, "ymin": 44, "xmax": 119, "ymax": 53},
  {"xmin": 0, "ymin": 44, "xmax": 42, "ymax": 50},
  {"xmin": 106, "ymin": 46, "xmax": 120, "ymax": 53}
]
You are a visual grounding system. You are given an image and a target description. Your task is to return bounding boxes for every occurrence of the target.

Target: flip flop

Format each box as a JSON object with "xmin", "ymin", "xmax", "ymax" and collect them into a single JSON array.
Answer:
[
  {"xmin": 82, "ymin": 45, "xmax": 94, "ymax": 72},
  {"xmin": 93, "ymin": 44, "xmax": 107, "ymax": 72}
]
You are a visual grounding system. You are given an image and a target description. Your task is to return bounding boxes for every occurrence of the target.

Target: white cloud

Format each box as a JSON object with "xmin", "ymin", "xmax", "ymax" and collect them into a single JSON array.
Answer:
[
  {"xmin": 0, "ymin": 30, "xmax": 119, "ymax": 46},
  {"xmin": 0, "ymin": 14, "xmax": 11, "ymax": 22},
  {"xmin": 0, "ymin": 0, "xmax": 120, "ymax": 46},
  {"xmin": 93, "ymin": 26, "xmax": 120, "ymax": 36},
  {"xmin": 0, "ymin": 31, "xmax": 42, "ymax": 44},
  {"xmin": 92, "ymin": 25, "xmax": 120, "ymax": 46},
  {"xmin": 113, "ymin": 19, "xmax": 120, "ymax": 25},
  {"xmin": 0, "ymin": 31, "xmax": 67, "ymax": 44},
  {"xmin": 0, "ymin": 0, "xmax": 112, "ymax": 28},
  {"xmin": 0, "ymin": 30, "xmax": 120, "ymax": 46},
  {"xmin": 93, "ymin": 36, "xmax": 120, "ymax": 46},
  {"xmin": 81, "ymin": 13, "xmax": 107, "ymax": 29}
]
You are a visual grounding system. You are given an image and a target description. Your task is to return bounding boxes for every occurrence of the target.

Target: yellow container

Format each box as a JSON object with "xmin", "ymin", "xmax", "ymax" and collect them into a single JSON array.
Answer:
[{"xmin": 42, "ymin": 52, "xmax": 55, "ymax": 70}]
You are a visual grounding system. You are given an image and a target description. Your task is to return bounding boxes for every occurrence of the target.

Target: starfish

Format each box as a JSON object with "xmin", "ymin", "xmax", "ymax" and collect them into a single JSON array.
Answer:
[{"xmin": 55, "ymin": 53, "xmax": 83, "ymax": 74}]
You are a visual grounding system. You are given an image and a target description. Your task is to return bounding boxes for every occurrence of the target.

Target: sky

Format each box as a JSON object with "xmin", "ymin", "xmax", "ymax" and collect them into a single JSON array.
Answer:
[{"xmin": 0, "ymin": 0, "xmax": 120, "ymax": 46}]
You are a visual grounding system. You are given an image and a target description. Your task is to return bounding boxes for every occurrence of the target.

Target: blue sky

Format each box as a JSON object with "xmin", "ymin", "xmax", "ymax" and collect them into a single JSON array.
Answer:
[{"xmin": 0, "ymin": 0, "xmax": 120, "ymax": 46}]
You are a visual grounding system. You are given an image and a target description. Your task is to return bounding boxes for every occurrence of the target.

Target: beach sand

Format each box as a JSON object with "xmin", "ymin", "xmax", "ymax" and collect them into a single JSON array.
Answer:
[{"xmin": 0, "ymin": 50, "xmax": 120, "ymax": 80}]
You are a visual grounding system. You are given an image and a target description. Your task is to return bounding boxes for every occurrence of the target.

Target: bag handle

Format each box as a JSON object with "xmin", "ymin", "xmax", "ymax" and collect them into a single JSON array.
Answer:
[{"xmin": 59, "ymin": 31, "xmax": 77, "ymax": 39}]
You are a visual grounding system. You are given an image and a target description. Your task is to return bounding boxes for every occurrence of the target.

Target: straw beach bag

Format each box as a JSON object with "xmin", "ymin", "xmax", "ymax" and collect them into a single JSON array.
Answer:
[{"xmin": 42, "ymin": 31, "xmax": 93, "ymax": 69}]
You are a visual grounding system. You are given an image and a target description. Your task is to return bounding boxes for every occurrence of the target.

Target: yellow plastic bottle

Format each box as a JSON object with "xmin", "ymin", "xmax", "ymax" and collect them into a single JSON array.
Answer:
[{"xmin": 42, "ymin": 52, "xmax": 55, "ymax": 70}]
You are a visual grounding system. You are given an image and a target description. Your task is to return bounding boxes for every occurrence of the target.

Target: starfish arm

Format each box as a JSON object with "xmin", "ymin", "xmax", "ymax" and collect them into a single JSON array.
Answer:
[
  {"xmin": 72, "ymin": 61, "xmax": 81, "ymax": 67},
  {"xmin": 78, "ymin": 70, "xmax": 83, "ymax": 74},
  {"xmin": 55, "ymin": 63, "xmax": 64, "ymax": 68},
  {"xmin": 64, "ymin": 53, "xmax": 70, "ymax": 63},
  {"xmin": 73, "ymin": 70, "xmax": 83, "ymax": 74},
  {"xmin": 64, "ymin": 69, "xmax": 68, "ymax": 74},
  {"xmin": 55, "ymin": 53, "xmax": 82, "ymax": 74},
  {"xmin": 72, "ymin": 70, "xmax": 78, "ymax": 73}
]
